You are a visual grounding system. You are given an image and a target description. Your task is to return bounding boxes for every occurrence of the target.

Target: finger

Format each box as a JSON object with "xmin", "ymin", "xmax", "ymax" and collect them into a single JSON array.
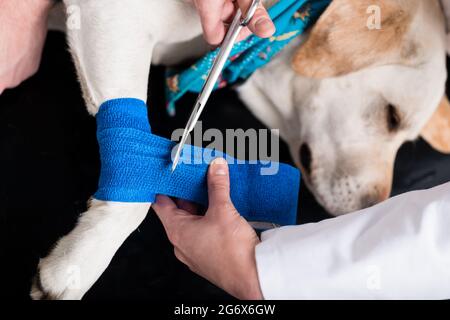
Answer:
[
  {"xmin": 154, "ymin": 195, "xmax": 198, "ymax": 247},
  {"xmin": 207, "ymin": 157, "xmax": 232, "ymax": 207},
  {"xmin": 223, "ymin": 1, "xmax": 251, "ymax": 43},
  {"xmin": 154, "ymin": 194, "xmax": 178, "ymax": 212},
  {"xmin": 237, "ymin": 1, "xmax": 275, "ymax": 38},
  {"xmin": 236, "ymin": 27, "xmax": 252, "ymax": 42},
  {"xmin": 153, "ymin": 195, "xmax": 179, "ymax": 231},
  {"xmin": 221, "ymin": 0, "xmax": 235, "ymax": 22},
  {"xmin": 247, "ymin": 7, "xmax": 275, "ymax": 38},
  {"xmin": 194, "ymin": 0, "xmax": 227, "ymax": 45},
  {"xmin": 175, "ymin": 199, "xmax": 198, "ymax": 215}
]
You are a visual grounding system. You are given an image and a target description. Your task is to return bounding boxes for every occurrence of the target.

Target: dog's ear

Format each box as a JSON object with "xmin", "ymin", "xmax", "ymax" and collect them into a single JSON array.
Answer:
[
  {"xmin": 292, "ymin": 0, "xmax": 417, "ymax": 78},
  {"xmin": 421, "ymin": 96, "xmax": 450, "ymax": 154}
]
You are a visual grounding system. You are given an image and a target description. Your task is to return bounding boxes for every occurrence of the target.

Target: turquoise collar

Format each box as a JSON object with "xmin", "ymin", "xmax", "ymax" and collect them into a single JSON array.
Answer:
[{"xmin": 165, "ymin": 0, "xmax": 331, "ymax": 115}]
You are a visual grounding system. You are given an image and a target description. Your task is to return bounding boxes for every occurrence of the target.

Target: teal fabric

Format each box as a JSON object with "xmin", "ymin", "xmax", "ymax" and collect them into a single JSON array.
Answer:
[{"xmin": 165, "ymin": 0, "xmax": 331, "ymax": 115}]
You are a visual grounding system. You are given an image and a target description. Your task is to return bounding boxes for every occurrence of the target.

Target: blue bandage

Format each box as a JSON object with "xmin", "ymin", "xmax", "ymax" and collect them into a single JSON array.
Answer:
[{"xmin": 94, "ymin": 98, "xmax": 300, "ymax": 226}]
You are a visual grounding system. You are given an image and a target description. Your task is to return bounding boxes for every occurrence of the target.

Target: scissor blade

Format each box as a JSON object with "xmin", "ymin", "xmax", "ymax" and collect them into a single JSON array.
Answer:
[
  {"xmin": 191, "ymin": 11, "xmax": 243, "ymax": 125},
  {"xmin": 171, "ymin": 100, "xmax": 202, "ymax": 172},
  {"xmin": 171, "ymin": 131, "xmax": 188, "ymax": 172},
  {"xmin": 171, "ymin": 8, "xmax": 245, "ymax": 173}
]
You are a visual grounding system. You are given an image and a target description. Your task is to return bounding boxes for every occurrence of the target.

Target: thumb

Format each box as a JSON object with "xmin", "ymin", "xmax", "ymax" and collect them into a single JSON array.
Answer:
[
  {"xmin": 207, "ymin": 157, "xmax": 232, "ymax": 207},
  {"xmin": 237, "ymin": 0, "xmax": 275, "ymax": 38}
]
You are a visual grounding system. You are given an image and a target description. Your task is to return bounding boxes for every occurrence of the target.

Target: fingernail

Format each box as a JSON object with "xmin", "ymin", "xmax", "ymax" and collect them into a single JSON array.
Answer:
[
  {"xmin": 255, "ymin": 18, "xmax": 274, "ymax": 34},
  {"xmin": 212, "ymin": 157, "xmax": 228, "ymax": 176}
]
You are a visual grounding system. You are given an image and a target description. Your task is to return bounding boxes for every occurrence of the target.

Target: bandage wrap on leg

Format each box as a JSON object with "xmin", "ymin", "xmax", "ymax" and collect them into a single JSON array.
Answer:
[{"xmin": 94, "ymin": 98, "xmax": 300, "ymax": 226}]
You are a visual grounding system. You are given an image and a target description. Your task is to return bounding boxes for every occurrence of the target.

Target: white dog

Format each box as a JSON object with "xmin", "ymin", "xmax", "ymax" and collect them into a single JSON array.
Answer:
[{"xmin": 32, "ymin": 0, "xmax": 450, "ymax": 299}]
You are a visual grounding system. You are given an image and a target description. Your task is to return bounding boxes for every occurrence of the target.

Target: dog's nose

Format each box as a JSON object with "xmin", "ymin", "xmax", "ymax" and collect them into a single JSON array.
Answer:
[{"xmin": 299, "ymin": 143, "xmax": 312, "ymax": 175}]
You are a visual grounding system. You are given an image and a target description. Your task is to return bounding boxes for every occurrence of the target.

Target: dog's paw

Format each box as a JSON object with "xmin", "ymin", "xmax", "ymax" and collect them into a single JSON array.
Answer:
[
  {"xmin": 30, "ymin": 258, "xmax": 85, "ymax": 300},
  {"xmin": 30, "ymin": 271, "xmax": 48, "ymax": 300},
  {"xmin": 29, "ymin": 200, "xmax": 150, "ymax": 300},
  {"xmin": 30, "ymin": 266, "xmax": 60, "ymax": 300}
]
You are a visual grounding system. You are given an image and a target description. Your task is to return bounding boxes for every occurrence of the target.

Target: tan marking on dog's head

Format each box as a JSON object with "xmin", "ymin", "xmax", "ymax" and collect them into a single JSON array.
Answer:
[
  {"xmin": 292, "ymin": 0, "xmax": 420, "ymax": 78},
  {"xmin": 421, "ymin": 95, "xmax": 450, "ymax": 154}
]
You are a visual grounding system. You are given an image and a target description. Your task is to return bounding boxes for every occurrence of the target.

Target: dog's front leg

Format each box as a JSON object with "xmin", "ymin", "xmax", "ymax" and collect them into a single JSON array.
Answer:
[
  {"xmin": 31, "ymin": 201, "xmax": 150, "ymax": 300},
  {"xmin": 31, "ymin": 0, "xmax": 156, "ymax": 300}
]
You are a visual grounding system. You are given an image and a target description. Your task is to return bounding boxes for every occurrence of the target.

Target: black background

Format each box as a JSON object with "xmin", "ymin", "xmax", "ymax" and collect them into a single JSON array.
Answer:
[{"xmin": 1, "ymin": 32, "xmax": 450, "ymax": 300}]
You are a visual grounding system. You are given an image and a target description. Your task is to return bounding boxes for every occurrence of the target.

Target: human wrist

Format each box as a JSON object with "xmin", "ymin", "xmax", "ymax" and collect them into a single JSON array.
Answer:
[
  {"xmin": 231, "ymin": 242, "xmax": 264, "ymax": 300},
  {"xmin": 242, "ymin": 246, "xmax": 264, "ymax": 300}
]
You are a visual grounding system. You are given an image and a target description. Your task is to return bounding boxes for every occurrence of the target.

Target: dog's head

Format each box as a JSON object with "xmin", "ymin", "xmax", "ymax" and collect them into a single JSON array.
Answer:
[
  {"xmin": 291, "ymin": 0, "xmax": 450, "ymax": 215},
  {"xmin": 241, "ymin": 0, "xmax": 450, "ymax": 215}
]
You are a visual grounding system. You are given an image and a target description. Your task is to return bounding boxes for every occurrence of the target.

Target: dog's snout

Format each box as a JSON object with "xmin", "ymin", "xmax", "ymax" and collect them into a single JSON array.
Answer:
[
  {"xmin": 360, "ymin": 186, "xmax": 390, "ymax": 209},
  {"xmin": 360, "ymin": 193, "xmax": 380, "ymax": 209},
  {"xmin": 299, "ymin": 143, "xmax": 312, "ymax": 175}
]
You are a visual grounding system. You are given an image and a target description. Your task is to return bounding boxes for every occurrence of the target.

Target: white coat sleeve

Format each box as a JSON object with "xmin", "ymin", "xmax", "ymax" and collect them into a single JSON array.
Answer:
[{"xmin": 255, "ymin": 182, "xmax": 450, "ymax": 299}]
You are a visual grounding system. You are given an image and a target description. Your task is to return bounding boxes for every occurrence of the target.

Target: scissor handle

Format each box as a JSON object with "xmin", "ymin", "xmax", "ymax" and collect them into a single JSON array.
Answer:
[
  {"xmin": 240, "ymin": 0, "xmax": 261, "ymax": 26},
  {"xmin": 171, "ymin": 0, "xmax": 262, "ymax": 172},
  {"xmin": 186, "ymin": 9, "xmax": 244, "ymax": 134},
  {"xmin": 187, "ymin": 0, "xmax": 261, "ymax": 133}
]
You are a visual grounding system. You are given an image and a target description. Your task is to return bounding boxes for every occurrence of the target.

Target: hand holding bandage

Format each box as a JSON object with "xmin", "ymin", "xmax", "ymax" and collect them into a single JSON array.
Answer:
[{"xmin": 154, "ymin": 158, "xmax": 264, "ymax": 300}]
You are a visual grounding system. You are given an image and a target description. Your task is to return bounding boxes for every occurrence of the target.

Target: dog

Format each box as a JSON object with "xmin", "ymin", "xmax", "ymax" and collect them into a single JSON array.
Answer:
[{"xmin": 31, "ymin": 0, "xmax": 450, "ymax": 299}]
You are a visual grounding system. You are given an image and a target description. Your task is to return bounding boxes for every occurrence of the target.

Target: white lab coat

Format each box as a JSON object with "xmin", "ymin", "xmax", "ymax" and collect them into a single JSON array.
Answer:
[{"xmin": 255, "ymin": 182, "xmax": 450, "ymax": 299}]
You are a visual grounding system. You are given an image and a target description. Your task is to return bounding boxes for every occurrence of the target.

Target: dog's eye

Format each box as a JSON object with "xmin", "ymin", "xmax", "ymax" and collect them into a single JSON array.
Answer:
[{"xmin": 387, "ymin": 104, "xmax": 401, "ymax": 132}]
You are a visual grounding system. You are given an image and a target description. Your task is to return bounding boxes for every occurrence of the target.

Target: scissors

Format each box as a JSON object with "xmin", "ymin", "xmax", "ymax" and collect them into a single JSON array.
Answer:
[{"xmin": 171, "ymin": 0, "xmax": 261, "ymax": 172}]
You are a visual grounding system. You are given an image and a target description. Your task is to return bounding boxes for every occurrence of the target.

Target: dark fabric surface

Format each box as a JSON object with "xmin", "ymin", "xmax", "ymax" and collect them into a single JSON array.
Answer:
[{"xmin": 1, "ymin": 32, "xmax": 449, "ymax": 300}]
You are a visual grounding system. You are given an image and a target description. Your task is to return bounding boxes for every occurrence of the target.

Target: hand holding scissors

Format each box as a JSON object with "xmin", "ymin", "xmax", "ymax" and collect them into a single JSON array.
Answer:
[
  {"xmin": 172, "ymin": 0, "xmax": 264, "ymax": 172},
  {"xmin": 193, "ymin": 0, "xmax": 275, "ymax": 45}
]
